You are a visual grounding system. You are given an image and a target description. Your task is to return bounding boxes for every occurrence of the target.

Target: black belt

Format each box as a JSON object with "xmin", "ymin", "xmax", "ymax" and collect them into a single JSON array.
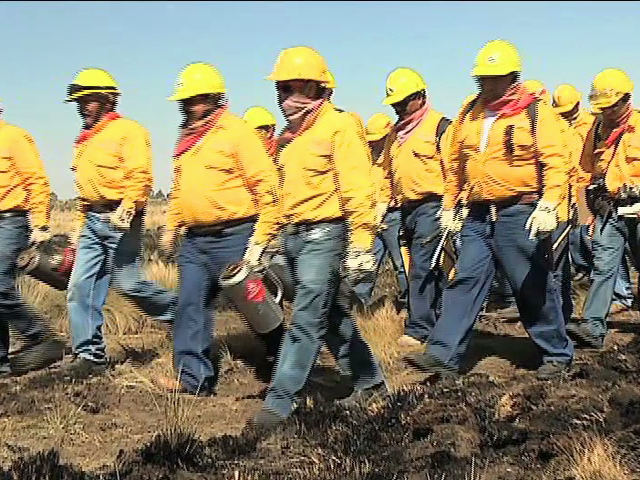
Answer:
[
  {"xmin": 186, "ymin": 216, "xmax": 256, "ymax": 237},
  {"xmin": 0, "ymin": 210, "xmax": 27, "ymax": 219},
  {"xmin": 285, "ymin": 218, "xmax": 344, "ymax": 235},
  {"xmin": 470, "ymin": 193, "xmax": 540, "ymax": 211}
]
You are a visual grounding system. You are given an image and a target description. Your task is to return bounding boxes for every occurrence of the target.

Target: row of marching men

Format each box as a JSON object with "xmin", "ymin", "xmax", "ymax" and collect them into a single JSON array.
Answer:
[{"xmin": 0, "ymin": 38, "xmax": 638, "ymax": 433}]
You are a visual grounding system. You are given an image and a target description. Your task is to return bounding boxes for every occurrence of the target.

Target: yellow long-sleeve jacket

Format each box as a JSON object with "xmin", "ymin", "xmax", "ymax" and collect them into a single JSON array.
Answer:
[
  {"xmin": 379, "ymin": 110, "xmax": 452, "ymax": 206},
  {"xmin": 0, "ymin": 120, "xmax": 50, "ymax": 227},
  {"xmin": 444, "ymin": 99, "xmax": 569, "ymax": 211},
  {"xmin": 580, "ymin": 110, "xmax": 640, "ymax": 196},
  {"xmin": 278, "ymin": 101, "xmax": 377, "ymax": 251},
  {"xmin": 166, "ymin": 109, "xmax": 280, "ymax": 246},
  {"xmin": 72, "ymin": 116, "xmax": 153, "ymax": 229}
]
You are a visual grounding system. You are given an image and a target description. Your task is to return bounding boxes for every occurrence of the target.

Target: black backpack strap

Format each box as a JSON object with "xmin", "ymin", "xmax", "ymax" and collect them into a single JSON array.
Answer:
[
  {"xmin": 435, "ymin": 117, "xmax": 452, "ymax": 154},
  {"xmin": 525, "ymin": 100, "xmax": 541, "ymax": 196},
  {"xmin": 463, "ymin": 97, "xmax": 479, "ymax": 118}
]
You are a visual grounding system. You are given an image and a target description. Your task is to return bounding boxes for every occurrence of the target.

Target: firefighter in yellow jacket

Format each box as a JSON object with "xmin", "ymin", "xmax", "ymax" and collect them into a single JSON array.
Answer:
[
  {"xmin": 64, "ymin": 68, "xmax": 177, "ymax": 377},
  {"xmin": 405, "ymin": 39, "xmax": 574, "ymax": 380},
  {"xmin": 243, "ymin": 106, "xmax": 278, "ymax": 157},
  {"xmin": 252, "ymin": 46, "xmax": 386, "ymax": 430},
  {"xmin": 553, "ymin": 84, "xmax": 635, "ymax": 313},
  {"xmin": 378, "ymin": 67, "xmax": 453, "ymax": 347},
  {"xmin": 351, "ymin": 113, "xmax": 410, "ymax": 313},
  {"xmin": 0, "ymin": 102, "xmax": 65, "ymax": 377},
  {"xmin": 158, "ymin": 63, "xmax": 282, "ymax": 395},
  {"xmin": 567, "ymin": 69, "xmax": 640, "ymax": 349}
]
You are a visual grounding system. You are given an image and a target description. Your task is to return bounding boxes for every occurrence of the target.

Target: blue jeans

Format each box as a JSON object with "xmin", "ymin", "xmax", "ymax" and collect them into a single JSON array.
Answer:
[
  {"xmin": 582, "ymin": 215, "xmax": 640, "ymax": 340},
  {"xmin": 401, "ymin": 198, "xmax": 443, "ymax": 341},
  {"xmin": 0, "ymin": 215, "xmax": 49, "ymax": 363},
  {"xmin": 263, "ymin": 221, "xmax": 385, "ymax": 418},
  {"xmin": 569, "ymin": 225, "xmax": 634, "ymax": 307},
  {"xmin": 67, "ymin": 211, "xmax": 177, "ymax": 363},
  {"xmin": 352, "ymin": 209, "xmax": 408, "ymax": 306},
  {"xmin": 174, "ymin": 221, "xmax": 253, "ymax": 394},
  {"xmin": 427, "ymin": 203, "xmax": 574, "ymax": 369}
]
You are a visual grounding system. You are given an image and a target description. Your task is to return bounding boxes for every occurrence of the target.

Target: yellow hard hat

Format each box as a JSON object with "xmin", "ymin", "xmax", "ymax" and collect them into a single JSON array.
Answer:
[
  {"xmin": 65, "ymin": 68, "xmax": 120, "ymax": 103},
  {"xmin": 383, "ymin": 68, "xmax": 427, "ymax": 105},
  {"xmin": 324, "ymin": 70, "xmax": 336, "ymax": 89},
  {"xmin": 168, "ymin": 62, "xmax": 226, "ymax": 101},
  {"xmin": 243, "ymin": 106, "xmax": 276, "ymax": 129},
  {"xmin": 365, "ymin": 113, "xmax": 394, "ymax": 142},
  {"xmin": 589, "ymin": 68, "xmax": 634, "ymax": 113},
  {"xmin": 552, "ymin": 84, "xmax": 581, "ymax": 113},
  {"xmin": 267, "ymin": 46, "xmax": 329, "ymax": 83},
  {"xmin": 472, "ymin": 39, "xmax": 522, "ymax": 77},
  {"xmin": 523, "ymin": 79, "xmax": 551, "ymax": 103}
]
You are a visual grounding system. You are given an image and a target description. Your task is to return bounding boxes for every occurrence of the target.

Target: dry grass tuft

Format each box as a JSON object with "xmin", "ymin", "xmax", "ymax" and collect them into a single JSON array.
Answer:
[
  {"xmin": 356, "ymin": 299, "xmax": 406, "ymax": 368},
  {"xmin": 566, "ymin": 434, "xmax": 629, "ymax": 480}
]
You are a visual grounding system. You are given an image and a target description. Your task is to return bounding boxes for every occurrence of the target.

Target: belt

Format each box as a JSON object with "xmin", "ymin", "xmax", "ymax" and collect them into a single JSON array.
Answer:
[
  {"xmin": 87, "ymin": 201, "xmax": 122, "ymax": 214},
  {"xmin": 284, "ymin": 218, "xmax": 343, "ymax": 235},
  {"xmin": 0, "ymin": 210, "xmax": 27, "ymax": 219},
  {"xmin": 186, "ymin": 216, "xmax": 256, "ymax": 237},
  {"xmin": 470, "ymin": 193, "xmax": 540, "ymax": 210}
]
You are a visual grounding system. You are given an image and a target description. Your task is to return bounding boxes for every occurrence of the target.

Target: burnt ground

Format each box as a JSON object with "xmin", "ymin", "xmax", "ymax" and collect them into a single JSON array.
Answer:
[{"xmin": 1, "ymin": 287, "xmax": 640, "ymax": 478}]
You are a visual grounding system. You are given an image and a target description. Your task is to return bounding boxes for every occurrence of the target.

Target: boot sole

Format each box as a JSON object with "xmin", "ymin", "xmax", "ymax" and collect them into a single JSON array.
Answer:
[{"xmin": 9, "ymin": 340, "xmax": 66, "ymax": 376}]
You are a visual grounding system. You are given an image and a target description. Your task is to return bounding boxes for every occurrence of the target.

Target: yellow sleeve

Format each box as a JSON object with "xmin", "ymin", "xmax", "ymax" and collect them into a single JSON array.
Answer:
[
  {"xmin": 13, "ymin": 130, "xmax": 51, "ymax": 227},
  {"xmin": 377, "ymin": 139, "xmax": 393, "ymax": 206},
  {"xmin": 165, "ymin": 161, "xmax": 183, "ymax": 232},
  {"xmin": 236, "ymin": 128, "xmax": 281, "ymax": 245},
  {"xmin": 332, "ymin": 118, "xmax": 377, "ymax": 251},
  {"xmin": 536, "ymin": 103, "xmax": 570, "ymax": 207},
  {"xmin": 443, "ymin": 109, "xmax": 466, "ymax": 210},
  {"xmin": 120, "ymin": 124, "xmax": 153, "ymax": 210},
  {"xmin": 438, "ymin": 120, "xmax": 454, "ymax": 196}
]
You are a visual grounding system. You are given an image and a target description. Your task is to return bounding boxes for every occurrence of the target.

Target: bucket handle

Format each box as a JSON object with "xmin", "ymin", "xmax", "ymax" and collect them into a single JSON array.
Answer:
[{"xmin": 260, "ymin": 264, "xmax": 284, "ymax": 304}]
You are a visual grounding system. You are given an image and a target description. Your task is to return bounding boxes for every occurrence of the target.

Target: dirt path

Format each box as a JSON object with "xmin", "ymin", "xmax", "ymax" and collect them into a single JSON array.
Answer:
[{"xmin": 1, "ymin": 307, "xmax": 639, "ymax": 478}]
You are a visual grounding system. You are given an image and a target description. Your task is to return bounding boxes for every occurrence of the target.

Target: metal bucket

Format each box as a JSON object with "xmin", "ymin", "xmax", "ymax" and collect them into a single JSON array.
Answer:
[
  {"xmin": 219, "ymin": 261, "xmax": 284, "ymax": 335},
  {"xmin": 266, "ymin": 253, "xmax": 295, "ymax": 302},
  {"xmin": 17, "ymin": 242, "xmax": 76, "ymax": 291}
]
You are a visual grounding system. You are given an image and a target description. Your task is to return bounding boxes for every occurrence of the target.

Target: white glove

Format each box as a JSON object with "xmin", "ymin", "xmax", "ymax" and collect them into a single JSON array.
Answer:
[
  {"xmin": 617, "ymin": 203, "xmax": 640, "ymax": 217},
  {"xmin": 29, "ymin": 226, "xmax": 51, "ymax": 246},
  {"xmin": 440, "ymin": 208, "xmax": 464, "ymax": 233},
  {"xmin": 243, "ymin": 239, "xmax": 268, "ymax": 267},
  {"xmin": 345, "ymin": 248, "xmax": 376, "ymax": 284},
  {"xmin": 525, "ymin": 200, "xmax": 558, "ymax": 240},
  {"xmin": 159, "ymin": 229, "xmax": 178, "ymax": 257},
  {"xmin": 109, "ymin": 203, "xmax": 136, "ymax": 230}
]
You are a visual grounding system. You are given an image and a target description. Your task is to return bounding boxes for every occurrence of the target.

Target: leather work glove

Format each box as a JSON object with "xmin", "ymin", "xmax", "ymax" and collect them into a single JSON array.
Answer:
[
  {"xmin": 345, "ymin": 248, "xmax": 376, "ymax": 285},
  {"xmin": 109, "ymin": 203, "xmax": 136, "ymax": 230},
  {"xmin": 375, "ymin": 202, "xmax": 388, "ymax": 231},
  {"xmin": 525, "ymin": 201, "xmax": 558, "ymax": 240},
  {"xmin": 617, "ymin": 203, "xmax": 640, "ymax": 218},
  {"xmin": 29, "ymin": 226, "xmax": 51, "ymax": 247},
  {"xmin": 243, "ymin": 239, "xmax": 268, "ymax": 268},
  {"xmin": 439, "ymin": 208, "xmax": 464, "ymax": 234},
  {"xmin": 159, "ymin": 229, "xmax": 178, "ymax": 258}
]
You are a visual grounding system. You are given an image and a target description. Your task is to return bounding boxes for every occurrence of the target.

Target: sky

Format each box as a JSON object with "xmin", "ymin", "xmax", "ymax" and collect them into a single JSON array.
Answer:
[{"xmin": 1, "ymin": 1, "xmax": 640, "ymax": 198}]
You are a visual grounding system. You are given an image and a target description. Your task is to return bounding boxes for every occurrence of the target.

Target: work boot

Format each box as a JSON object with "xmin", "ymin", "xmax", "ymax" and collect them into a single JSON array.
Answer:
[
  {"xmin": 0, "ymin": 358, "xmax": 11, "ymax": 379},
  {"xmin": 251, "ymin": 406, "xmax": 287, "ymax": 433},
  {"xmin": 404, "ymin": 350, "xmax": 459, "ymax": 377},
  {"xmin": 61, "ymin": 356, "xmax": 107, "ymax": 380},
  {"xmin": 10, "ymin": 337, "xmax": 65, "ymax": 376},
  {"xmin": 337, "ymin": 381, "xmax": 388, "ymax": 407},
  {"xmin": 536, "ymin": 361, "xmax": 571, "ymax": 380},
  {"xmin": 566, "ymin": 323, "xmax": 604, "ymax": 349}
]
